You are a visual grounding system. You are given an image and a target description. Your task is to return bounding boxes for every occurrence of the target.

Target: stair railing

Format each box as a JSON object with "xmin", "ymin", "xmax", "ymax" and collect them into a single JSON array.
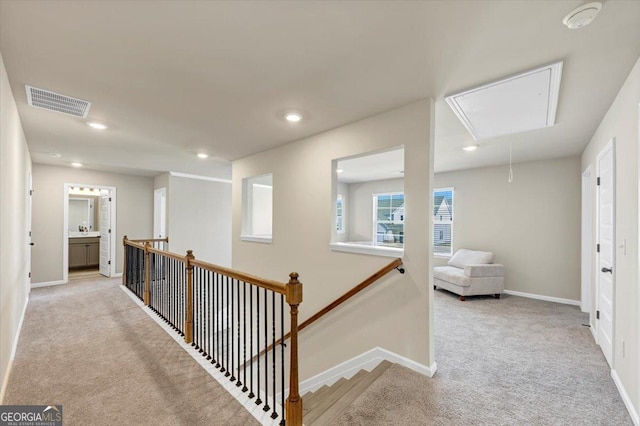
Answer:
[{"xmin": 122, "ymin": 236, "xmax": 303, "ymax": 426}]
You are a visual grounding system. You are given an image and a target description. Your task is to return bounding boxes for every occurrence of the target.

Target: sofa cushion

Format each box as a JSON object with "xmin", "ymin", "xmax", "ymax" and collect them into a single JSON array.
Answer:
[
  {"xmin": 464, "ymin": 264, "xmax": 504, "ymax": 278},
  {"xmin": 448, "ymin": 249, "xmax": 494, "ymax": 269},
  {"xmin": 433, "ymin": 266, "xmax": 471, "ymax": 287}
]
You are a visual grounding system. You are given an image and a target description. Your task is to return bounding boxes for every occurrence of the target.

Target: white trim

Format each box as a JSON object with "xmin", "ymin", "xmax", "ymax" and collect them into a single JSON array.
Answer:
[
  {"xmin": 0, "ymin": 295, "xmax": 29, "ymax": 404},
  {"xmin": 590, "ymin": 324, "xmax": 597, "ymax": 343},
  {"xmin": 31, "ymin": 280, "xmax": 66, "ymax": 288},
  {"xmin": 637, "ymin": 103, "xmax": 640, "ymax": 414},
  {"xmin": 581, "ymin": 165, "xmax": 592, "ymax": 313},
  {"xmin": 240, "ymin": 235, "xmax": 273, "ymax": 244},
  {"xmin": 120, "ymin": 286, "xmax": 280, "ymax": 426},
  {"xmin": 169, "ymin": 171, "xmax": 232, "ymax": 184},
  {"xmin": 113, "ymin": 272, "xmax": 123, "ymax": 278},
  {"xmin": 503, "ymin": 289, "xmax": 580, "ymax": 306},
  {"xmin": 330, "ymin": 242, "xmax": 404, "ymax": 258},
  {"xmin": 611, "ymin": 370, "xmax": 639, "ymax": 426},
  {"xmin": 298, "ymin": 346, "xmax": 434, "ymax": 396}
]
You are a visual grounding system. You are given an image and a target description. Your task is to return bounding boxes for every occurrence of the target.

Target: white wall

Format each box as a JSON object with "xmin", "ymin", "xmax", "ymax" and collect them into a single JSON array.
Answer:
[
  {"xmin": 166, "ymin": 175, "xmax": 232, "ymax": 267},
  {"xmin": 432, "ymin": 156, "xmax": 582, "ymax": 301},
  {"xmin": 347, "ymin": 178, "xmax": 404, "ymax": 243},
  {"xmin": 0, "ymin": 52, "xmax": 32, "ymax": 401},
  {"xmin": 581, "ymin": 55, "xmax": 640, "ymax": 417},
  {"xmin": 31, "ymin": 164, "xmax": 153, "ymax": 283},
  {"xmin": 232, "ymin": 100, "xmax": 434, "ymax": 380}
]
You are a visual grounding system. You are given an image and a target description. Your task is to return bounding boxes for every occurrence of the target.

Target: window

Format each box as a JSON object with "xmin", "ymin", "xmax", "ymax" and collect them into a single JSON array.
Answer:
[
  {"xmin": 374, "ymin": 193, "xmax": 404, "ymax": 248},
  {"xmin": 433, "ymin": 188, "xmax": 454, "ymax": 255},
  {"xmin": 241, "ymin": 173, "xmax": 273, "ymax": 243},
  {"xmin": 336, "ymin": 194, "xmax": 344, "ymax": 233}
]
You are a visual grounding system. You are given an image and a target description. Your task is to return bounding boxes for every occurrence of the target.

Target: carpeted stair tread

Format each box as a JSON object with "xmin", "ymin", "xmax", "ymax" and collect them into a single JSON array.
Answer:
[
  {"xmin": 304, "ymin": 360, "xmax": 392, "ymax": 425},
  {"xmin": 303, "ymin": 376, "xmax": 354, "ymax": 417}
]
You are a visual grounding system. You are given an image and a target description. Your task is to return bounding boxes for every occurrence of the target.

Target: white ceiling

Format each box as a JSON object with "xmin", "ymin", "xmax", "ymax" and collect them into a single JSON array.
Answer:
[{"xmin": 1, "ymin": 1, "xmax": 639, "ymax": 177}]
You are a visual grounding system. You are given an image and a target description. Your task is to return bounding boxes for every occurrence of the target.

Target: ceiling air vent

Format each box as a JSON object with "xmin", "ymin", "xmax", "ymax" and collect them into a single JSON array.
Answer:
[
  {"xmin": 445, "ymin": 62, "xmax": 563, "ymax": 141},
  {"xmin": 25, "ymin": 85, "xmax": 91, "ymax": 118}
]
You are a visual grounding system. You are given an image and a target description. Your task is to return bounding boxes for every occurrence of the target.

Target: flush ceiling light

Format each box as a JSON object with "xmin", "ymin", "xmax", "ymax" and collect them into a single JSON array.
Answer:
[
  {"xmin": 49, "ymin": 152, "xmax": 61, "ymax": 158},
  {"xmin": 285, "ymin": 112, "xmax": 302, "ymax": 123},
  {"xmin": 563, "ymin": 2, "xmax": 602, "ymax": 29},
  {"xmin": 336, "ymin": 169, "xmax": 344, "ymax": 173},
  {"xmin": 463, "ymin": 145, "xmax": 479, "ymax": 151},
  {"xmin": 197, "ymin": 153, "xmax": 209, "ymax": 159},
  {"xmin": 87, "ymin": 122, "xmax": 108, "ymax": 130},
  {"xmin": 71, "ymin": 162, "xmax": 83, "ymax": 167}
]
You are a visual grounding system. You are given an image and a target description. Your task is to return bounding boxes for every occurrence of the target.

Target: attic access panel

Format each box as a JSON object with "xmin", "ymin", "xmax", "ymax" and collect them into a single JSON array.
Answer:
[{"xmin": 445, "ymin": 62, "xmax": 563, "ymax": 141}]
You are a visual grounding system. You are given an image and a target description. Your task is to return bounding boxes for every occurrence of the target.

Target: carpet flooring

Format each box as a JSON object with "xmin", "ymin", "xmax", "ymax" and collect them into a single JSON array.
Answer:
[
  {"xmin": 334, "ymin": 290, "xmax": 632, "ymax": 425},
  {"xmin": 4, "ymin": 277, "xmax": 258, "ymax": 426}
]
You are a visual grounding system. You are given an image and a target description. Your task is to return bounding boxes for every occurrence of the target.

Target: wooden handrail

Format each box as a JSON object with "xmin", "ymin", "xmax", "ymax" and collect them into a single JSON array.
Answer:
[
  {"xmin": 252, "ymin": 258, "xmax": 404, "ymax": 362},
  {"xmin": 191, "ymin": 258, "xmax": 288, "ymax": 295}
]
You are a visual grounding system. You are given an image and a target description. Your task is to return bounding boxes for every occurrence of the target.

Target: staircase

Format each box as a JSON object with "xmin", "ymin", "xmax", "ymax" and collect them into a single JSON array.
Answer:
[{"xmin": 302, "ymin": 360, "xmax": 392, "ymax": 425}]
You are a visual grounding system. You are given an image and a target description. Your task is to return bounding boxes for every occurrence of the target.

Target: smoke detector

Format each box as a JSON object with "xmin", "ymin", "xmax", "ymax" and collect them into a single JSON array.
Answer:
[
  {"xmin": 562, "ymin": 2, "xmax": 602, "ymax": 29},
  {"xmin": 26, "ymin": 85, "xmax": 91, "ymax": 118}
]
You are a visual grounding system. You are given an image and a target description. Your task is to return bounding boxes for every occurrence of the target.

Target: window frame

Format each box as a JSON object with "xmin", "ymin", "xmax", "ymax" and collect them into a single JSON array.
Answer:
[
  {"xmin": 433, "ymin": 187, "xmax": 454, "ymax": 257},
  {"xmin": 336, "ymin": 194, "xmax": 345, "ymax": 234},
  {"xmin": 240, "ymin": 173, "xmax": 273, "ymax": 244},
  {"xmin": 372, "ymin": 192, "xmax": 405, "ymax": 248}
]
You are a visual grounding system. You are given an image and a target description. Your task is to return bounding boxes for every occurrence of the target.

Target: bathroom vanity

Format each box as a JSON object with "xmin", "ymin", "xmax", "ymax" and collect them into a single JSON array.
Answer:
[{"xmin": 69, "ymin": 234, "xmax": 100, "ymax": 269}]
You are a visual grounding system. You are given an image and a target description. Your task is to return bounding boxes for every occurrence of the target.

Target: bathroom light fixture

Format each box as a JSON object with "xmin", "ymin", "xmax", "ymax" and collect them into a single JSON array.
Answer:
[
  {"xmin": 285, "ymin": 112, "xmax": 302, "ymax": 122},
  {"xmin": 462, "ymin": 145, "xmax": 478, "ymax": 152},
  {"xmin": 71, "ymin": 162, "xmax": 83, "ymax": 167},
  {"xmin": 197, "ymin": 153, "xmax": 209, "ymax": 159},
  {"xmin": 87, "ymin": 122, "xmax": 108, "ymax": 130}
]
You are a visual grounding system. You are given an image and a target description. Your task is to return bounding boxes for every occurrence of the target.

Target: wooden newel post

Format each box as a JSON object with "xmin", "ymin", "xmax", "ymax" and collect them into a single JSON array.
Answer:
[
  {"xmin": 285, "ymin": 272, "xmax": 303, "ymax": 426},
  {"xmin": 184, "ymin": 249, "xmax": 195, "ymax": 344},
  {"xmin": 122, "ymin": 235, "xmax": 128, "ymax": 286},
  {"xmin": 143, "ymin": 241, "xmax": 151, "ymax": 305}
]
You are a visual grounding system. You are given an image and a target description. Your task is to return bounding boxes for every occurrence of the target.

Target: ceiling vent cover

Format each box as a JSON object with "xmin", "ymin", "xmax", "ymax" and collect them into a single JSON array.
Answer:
[{"xmin": 25, "ymin": 85, "xmax": 91, "ymax": 118}]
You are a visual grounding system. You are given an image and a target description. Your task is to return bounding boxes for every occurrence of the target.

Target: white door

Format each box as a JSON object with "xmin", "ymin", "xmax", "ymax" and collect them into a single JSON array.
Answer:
[
  {"xmin": 99, "ymin": 193, "xmax": 111, "ymax": 277},
  {"xmin": 154, "ymin": 188, "xmax": 167, "ymax": 239},
  {"xmin": 596, "ymin": 139, "xmax": 615, "ymax": 367},
  {"xmin": 27, "ymin": 172, "xmax": 33, "ymax": 289},
  {"xmin": 581, "ymin": 167, "xmax": 592, "ymax": 314}
]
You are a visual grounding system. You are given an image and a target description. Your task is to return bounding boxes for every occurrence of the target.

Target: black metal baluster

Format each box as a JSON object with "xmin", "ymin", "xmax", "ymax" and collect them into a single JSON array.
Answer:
[
  {"xmin": 236, "ymin": 278, "xmax": 241, "ymax": 387},
  {"xmin": 230, "ymin": 278, "xmax": 236, "ymax": 382},
  {"xmin": 256, "ymin": 285, "xmax": 262, "ymax": 405},
  {"xmin": 263, "ymin": 287, "xmax": 270, "ymax": 412},
  {"xmin": 222, "ymin": 275, "xmax": 228, "ymax": 375},
  {"xmin": 271, "ymin": 291, "xmax": 277, "ymax": 419},
  {"xmin": 248, "ymin": 280, "xmax": 254, "ymax": 399},
  {"xmin": 242, "ymin": 281, "xmax": 248, "ymax": 393},
  {"xmin": 280, "ymin": 293, "xmax": 285, "ymax": 426},
  {"xmin": 206, "ymin": 271, "xmax": 212, "ymax": 360},
  {"xmin": 215, "ymin": 272, "xmax": 220, "ymax": 367}
]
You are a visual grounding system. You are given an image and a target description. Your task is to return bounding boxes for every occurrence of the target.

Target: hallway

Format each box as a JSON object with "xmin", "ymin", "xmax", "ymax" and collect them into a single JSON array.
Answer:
[{"xmin": 4, "ymin": 277, "xmax": 257, "ymax": 426}]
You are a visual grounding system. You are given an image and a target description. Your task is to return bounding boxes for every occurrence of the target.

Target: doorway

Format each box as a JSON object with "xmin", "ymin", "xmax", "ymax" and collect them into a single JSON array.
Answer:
[
  {"xmin": 595, "ymin": 139, "xmax": 615, "ymax": 368},
  {"xmin": 63, "ymin": 183, "xmax": 117, "ymax": 283},
  {"xmin": 581, "ymin": 166, "xmax": 592, "ymax": 315},
  {"xmin": 154, "ymin": 187, "xmax": 167, "ymax": 239}
]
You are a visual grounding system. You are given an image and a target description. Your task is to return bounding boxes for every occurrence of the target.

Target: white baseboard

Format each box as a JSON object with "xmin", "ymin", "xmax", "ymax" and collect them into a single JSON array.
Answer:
[
  {"xmin": 503, "ymin": 289, "xmax": 580, "ymax": 306},
  {"xmin": 611, "ymin": 369, "xmax": 639, "ymax": 425},
  {"xmin": 112, "ymin": 273, "xmax": 123, "ymax": 278},
  {"xmin": 0, "ymin": 295, "xmax": 29, "ymax": 404},
  {"xmin": 31, "ymin": 280, "xmax": 66, "ymax": 289},
  {"xmin": 590, "ymin": 323, "xmax": 597, "ymax": 343},
  {"xmin": 299, "ymin": 346, "xmax": 435, "ymax": 396},
  {"xmin": 120, "ymin": 286, "xmax": 281, "ymax": 426}
]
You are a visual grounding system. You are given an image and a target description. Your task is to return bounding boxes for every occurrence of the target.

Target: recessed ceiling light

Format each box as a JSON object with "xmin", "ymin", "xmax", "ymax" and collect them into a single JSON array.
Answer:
[
  {"xmin": 87, "ymin": 122, "xmax": 108, "ymax": 130},
  {"xmin": 71, "ymin": 162, "xmax": 83, "ymax": 167},
  {"xmin": 563, "ymin": 2, "xmax": 602, "ymax": 29},
  {"xmin": 463, "ymin": 145, "xmax": 479, "ymax": 152},
  {"xmin": 49, "ymin": 152, "xmax": 61, "ymax": 158},
  {"xmin": 336, "ymin": 169, "xmax": 344, "ymax": 173},
  {"xmin": 197, "ymin": 153, "xmax": 209, "ymax": 159},
  {"xmin": 285, "ymin": 112, "xmax": 302, "ymax": 123}
]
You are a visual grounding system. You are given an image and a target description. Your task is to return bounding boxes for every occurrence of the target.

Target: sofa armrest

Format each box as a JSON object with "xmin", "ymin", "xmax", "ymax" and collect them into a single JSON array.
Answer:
[{"xmin": 464, "ymin": 264, "xmax": 504, "ymax": 278}]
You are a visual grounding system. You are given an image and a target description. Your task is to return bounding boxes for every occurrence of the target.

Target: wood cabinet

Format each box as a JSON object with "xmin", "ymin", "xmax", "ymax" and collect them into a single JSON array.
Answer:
[{"xmin": 69, "ymin": 237, "xmax": 100, "ymax": 269}]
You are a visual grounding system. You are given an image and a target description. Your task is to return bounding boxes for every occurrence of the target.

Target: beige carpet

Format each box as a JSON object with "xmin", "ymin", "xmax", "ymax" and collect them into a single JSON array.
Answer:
[
  {"xmin": 4, "ymin": 277, "xmax": 258, "ymax": 426},
  {"xmin": 334, "ymin": 291, "xmax": 632, "ymax": 425}
]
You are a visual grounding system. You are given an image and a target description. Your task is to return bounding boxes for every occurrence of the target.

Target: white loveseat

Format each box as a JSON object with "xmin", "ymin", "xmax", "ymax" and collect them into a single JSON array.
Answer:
[{"xmin": 434, "ymin": 249, "xmax": 504, "ymax": 301}]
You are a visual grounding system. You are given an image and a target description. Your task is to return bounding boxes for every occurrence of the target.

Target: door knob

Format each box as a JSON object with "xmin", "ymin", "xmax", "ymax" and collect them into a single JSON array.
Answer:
[
  {"xmin": 601, "ymin": 267, "xmax": 613, "ymax": 274},
  {"xmin": 29, "ymin": 242, "xmax": 34, "ymax": 246}
]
